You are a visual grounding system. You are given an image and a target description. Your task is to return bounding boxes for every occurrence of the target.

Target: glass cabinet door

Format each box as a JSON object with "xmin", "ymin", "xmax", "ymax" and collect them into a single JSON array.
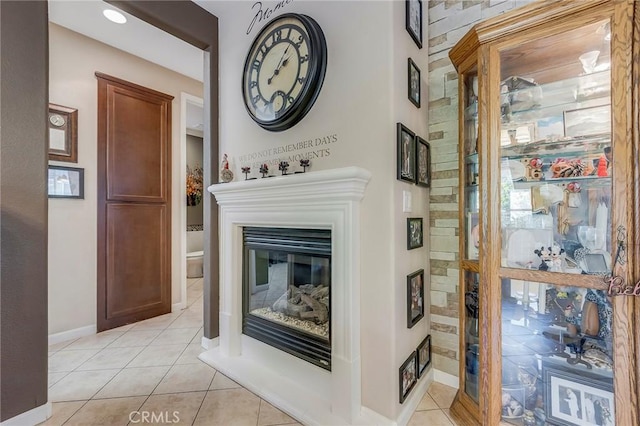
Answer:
[
  {"xmin": 463, "ymin": 67, "xmax": 480, "ymax": 262},
  {"xmin": 498, "ymin": 20, "xmax": 612, "ymax": 276}
]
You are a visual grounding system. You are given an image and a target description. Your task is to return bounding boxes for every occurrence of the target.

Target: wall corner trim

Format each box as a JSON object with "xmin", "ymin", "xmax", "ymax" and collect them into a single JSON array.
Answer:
[
  {"xmin": 434, "ymin": 368, "xmax": 459, "ymax": 389},
  {"xmin": 201, "ymin": 336, "xmax": 219, "ymax": 350},
  {"xmin": 0, "ymin": 402, "xmax": 51, "ymax": 426}
]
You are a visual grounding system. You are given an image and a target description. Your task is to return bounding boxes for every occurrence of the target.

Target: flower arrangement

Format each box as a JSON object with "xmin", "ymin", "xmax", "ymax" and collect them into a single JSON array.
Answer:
[{"xmin": 186, "ymin": 165, "xmax": 203, "ymax": 206}]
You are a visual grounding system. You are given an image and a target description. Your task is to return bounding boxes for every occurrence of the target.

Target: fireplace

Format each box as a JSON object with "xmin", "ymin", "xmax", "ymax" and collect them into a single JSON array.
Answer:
[
  {"xmin": 243, "ymin": 227, "xmax": 331, "ymax": 370},
  {"xmin": 204, "ymin": 167, "xmax": 372, "ymax": 425}
]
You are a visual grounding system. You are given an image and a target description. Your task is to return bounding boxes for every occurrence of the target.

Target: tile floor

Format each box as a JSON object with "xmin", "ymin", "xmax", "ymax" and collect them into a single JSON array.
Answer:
[{"xmin": 41, "ymin": 278, "xmax": 460, "ymax": 426}]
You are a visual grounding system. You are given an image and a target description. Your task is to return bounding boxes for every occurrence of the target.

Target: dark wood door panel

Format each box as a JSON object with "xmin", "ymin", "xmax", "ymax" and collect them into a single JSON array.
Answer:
[
  {"xmin": 106, "ymin": 85, "xmax": 170, "ymax": 203},
  {"xmin": 105, "ymin": 203, "xmax": 169, "ymax": 319}
]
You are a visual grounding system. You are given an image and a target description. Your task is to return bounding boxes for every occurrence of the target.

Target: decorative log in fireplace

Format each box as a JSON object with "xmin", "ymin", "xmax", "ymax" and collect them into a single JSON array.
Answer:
[{"xmin": 243, "ymin": 227, "xmax": 331, "ymax": 370}]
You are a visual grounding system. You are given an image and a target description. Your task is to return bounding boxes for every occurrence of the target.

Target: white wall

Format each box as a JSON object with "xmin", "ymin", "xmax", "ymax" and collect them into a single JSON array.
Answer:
[
  {"xmin": 48, "ymin": 24, "xmax": 203, "ymax": 334},
  {"xmin": 204, "ymin": 0, "xmax": 429, "ymax": 419}
]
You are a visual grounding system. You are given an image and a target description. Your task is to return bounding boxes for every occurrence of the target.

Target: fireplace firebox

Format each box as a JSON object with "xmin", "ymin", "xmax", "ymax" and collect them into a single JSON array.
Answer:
[{"xmin": 243, "ymin": 227, "xmax": 331, "ymax": 370}]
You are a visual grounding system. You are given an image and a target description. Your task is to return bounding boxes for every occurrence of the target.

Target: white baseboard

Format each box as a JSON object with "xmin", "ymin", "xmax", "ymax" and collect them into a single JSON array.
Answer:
[
  {"xmin": 1, "ymin": 402, "xmax": 51, "ymax": 426},
  {"xmin": 201, "ymin": 336, "xmax": 219, "ymax": 350},
  {"xmin": 48, "ymin": 325, "xmax": 96, "ymax": 345},
  {"xmin": 172, "ymin": 301, "xmax": 187, "ymax": 312},
  {"xmin": 434, "ymin": 369, "xmax": 459, "ymax": 389}
]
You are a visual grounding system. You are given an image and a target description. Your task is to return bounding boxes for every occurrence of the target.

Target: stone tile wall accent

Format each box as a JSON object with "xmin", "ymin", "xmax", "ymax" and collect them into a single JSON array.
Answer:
[{"xmin": 427, "ymin": 0, "xmax": 535, "ymax": 377}]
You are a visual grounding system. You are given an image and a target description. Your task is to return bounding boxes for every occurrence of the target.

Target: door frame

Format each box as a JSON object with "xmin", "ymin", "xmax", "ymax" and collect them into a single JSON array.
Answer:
[
  {"xmin": 180, "ymin": 92, "xmax": 204, "ymax": 310},
  {"xmin": 106, "ymin": 1, "xmax": 220, "ymax": 340}
]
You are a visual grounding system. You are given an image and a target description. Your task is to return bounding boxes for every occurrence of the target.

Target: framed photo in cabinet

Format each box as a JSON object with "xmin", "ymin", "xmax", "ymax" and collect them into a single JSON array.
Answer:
[
  {"xmin": 397, "ymin": 123, "xmax": 416, "ymax": 183},
  {"xmin": 399, "ymin": 351, "xmax": 417, "ymax": 403},
  {"xmin": 417, "ymin": 334, "xmax": 431, "ymax": 378},
  {"xmin": 405, "ymin": 0, "xmax": 422, "ymax": 49},
  {"xmin": 542, "ymin": 361, "xmax": 614, "ymax": 426},
  {"xmin": 406, "ymin": 269, "xmax": 424, "ymax": 328}
]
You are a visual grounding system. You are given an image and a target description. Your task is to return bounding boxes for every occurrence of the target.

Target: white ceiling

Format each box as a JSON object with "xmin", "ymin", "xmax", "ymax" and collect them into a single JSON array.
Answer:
[{"xmin": 48, "ymin": 0, "xmax": 205, "ymax": 130}]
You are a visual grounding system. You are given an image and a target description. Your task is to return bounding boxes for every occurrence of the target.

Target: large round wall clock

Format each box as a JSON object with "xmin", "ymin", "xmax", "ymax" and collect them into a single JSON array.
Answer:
[{"xmin": 242, "ymin": 13, "xmax": 328, "ymax": 132}]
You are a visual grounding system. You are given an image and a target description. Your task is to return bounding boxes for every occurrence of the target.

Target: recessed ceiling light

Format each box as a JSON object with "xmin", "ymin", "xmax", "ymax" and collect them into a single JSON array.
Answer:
[{"xmin": 103, "ymin": 9, "xmax": 127, "ymax": 24}]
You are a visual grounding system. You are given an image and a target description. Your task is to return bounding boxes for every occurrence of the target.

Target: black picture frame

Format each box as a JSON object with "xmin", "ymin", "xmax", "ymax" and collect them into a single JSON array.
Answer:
[
  {"xmin": 405, "ymin": 0, "xmax": 422, "ymax": 49},
  {"xmin": 542, "ymin": 360, "xmax": 614, "ymax": 426},
  {"xmin": 47, "ymin": 165, "xmax": 84, "ymax": 199},
  {"xmin": 417, "ymin": 334, "xmax": 431, "ymax": 378},
  {"xmin": 397, "ymin": 123, "xmax": 416, "ymax": 183},
  {"xmin": 399, "ymin": 351, "xmax": 417, "ymax": 403},
  {"xmin": 408, "ymin": 58, "xmax": 421, "ymax": 108},
  {"xmin": 415, "ymin": 136, "xmax": 430, "ymax": 187},
  {"xmin": 407, "ymin": 217, "xmax": 423, "ymax": 250},
  {"xmin": 406, "ymin": 269, "xmax": 424, "ymax": 328}
]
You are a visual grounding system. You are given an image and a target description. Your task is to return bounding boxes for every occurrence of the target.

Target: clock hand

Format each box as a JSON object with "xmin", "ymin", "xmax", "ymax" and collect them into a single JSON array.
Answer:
[{"xmin": 267, "ymin": 45, "xmax": 290, "ymax": 85}]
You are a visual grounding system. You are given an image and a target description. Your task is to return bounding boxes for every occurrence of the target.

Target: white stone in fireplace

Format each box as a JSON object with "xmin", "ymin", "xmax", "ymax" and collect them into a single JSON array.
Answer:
[{"xmin": 203, "ymin": 167, "xmax": 383, "ymax": 426}]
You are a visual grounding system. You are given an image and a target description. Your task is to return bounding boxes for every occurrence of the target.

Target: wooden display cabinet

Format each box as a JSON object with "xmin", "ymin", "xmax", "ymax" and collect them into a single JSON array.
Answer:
[{"xmin": 448, "ymin": 1, "xmax": 639, "ymax": 425}]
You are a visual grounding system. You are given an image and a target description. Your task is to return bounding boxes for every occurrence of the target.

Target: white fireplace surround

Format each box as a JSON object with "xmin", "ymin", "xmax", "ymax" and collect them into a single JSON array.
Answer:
[{"xmin": 203, "ymin": 167, "xmax": 385, "ymax": 425}]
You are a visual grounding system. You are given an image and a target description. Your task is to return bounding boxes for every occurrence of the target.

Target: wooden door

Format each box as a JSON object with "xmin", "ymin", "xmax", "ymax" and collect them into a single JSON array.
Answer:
[{"xmin": 96, "ymin": 73, "xmax": 173, "ymax": 332}]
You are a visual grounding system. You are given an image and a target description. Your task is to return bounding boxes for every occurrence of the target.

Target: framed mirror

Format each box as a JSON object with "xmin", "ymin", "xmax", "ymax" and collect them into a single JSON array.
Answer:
[{"xmin": 48, "ymin": 103, "xmax": 77, "ymax": 162}]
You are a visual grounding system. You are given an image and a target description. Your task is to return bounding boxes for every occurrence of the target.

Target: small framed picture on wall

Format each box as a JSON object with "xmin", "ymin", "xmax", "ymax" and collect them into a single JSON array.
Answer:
[
  {"xmin": 407, "ymin": 217, "xmax": 423, "ymax": 250},
  {"xmin": 417, "ymin": 335, "xmax": 431, "ymax": 378},
  {"xmin": 405, "ymin": 0, "xmax": 423, "ymax": 49},
  {"xmin": 408, "ymin": 58, "xmax": 421, "ymax": 108},
  {"xmin": 397, "ymin": 123, "xmax": 416, "ymax": 183},
  {"xmin": 406, "ymin": 269, "xmax": 424, "ymax": 328},
  {"xmin": 399, "ymin": 351, "xmax": 418, "ymax": 403},
  {"xmin": 415, "ymin": 136, "xmax": 430, "ymax": 187}
]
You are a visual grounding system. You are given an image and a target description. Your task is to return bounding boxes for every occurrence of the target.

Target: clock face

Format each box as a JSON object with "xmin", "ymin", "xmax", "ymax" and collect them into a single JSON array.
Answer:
[
  {"xmin": 49, "ymin": 113, "xmax": 66, "ymax": 127},
  {"xmin": 242, "ymin": 14, "xmax": 327, "ymax": 132}
]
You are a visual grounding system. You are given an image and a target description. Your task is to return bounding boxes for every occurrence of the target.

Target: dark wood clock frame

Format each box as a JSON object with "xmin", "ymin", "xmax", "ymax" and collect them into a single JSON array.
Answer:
[{"xmin": 48, "ymin": 103, "xmax": 78, "ymax": 163}]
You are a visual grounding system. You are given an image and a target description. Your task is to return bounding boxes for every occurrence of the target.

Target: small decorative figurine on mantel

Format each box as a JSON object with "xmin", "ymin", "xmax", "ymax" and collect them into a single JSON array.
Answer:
[
  {"xmin": 220, "ymin": 154, "xmax": 234, "ymax": 183},
  {"xmin": 259, "ymin": 163, "xmax": 271, "ymax": 178},
  {"xmin": 296, "ymin": 159, "xmax": 310, "ymax": 173},
  {"xmin": 278, "ymin": 161, "xmax": 290, "ymax": 175},
  {"xmin": 241, "ymin": 166, "xmax": 256, "ymax": 180}
]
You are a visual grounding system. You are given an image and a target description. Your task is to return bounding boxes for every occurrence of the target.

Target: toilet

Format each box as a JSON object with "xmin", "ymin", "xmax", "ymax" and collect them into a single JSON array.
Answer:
[
  {"xmin": 187, "ymin": 229, "xmax": 204, "ymax": 278},
  {"xmin": 187, "ymin": 250, "xmax": 204, "ymax": 278}
]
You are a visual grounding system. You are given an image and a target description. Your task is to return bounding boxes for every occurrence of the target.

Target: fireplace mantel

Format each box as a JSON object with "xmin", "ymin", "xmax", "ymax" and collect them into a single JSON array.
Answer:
[{"xmin": 202, "ymin": 167, "xmax": 386, "ymax": 425}]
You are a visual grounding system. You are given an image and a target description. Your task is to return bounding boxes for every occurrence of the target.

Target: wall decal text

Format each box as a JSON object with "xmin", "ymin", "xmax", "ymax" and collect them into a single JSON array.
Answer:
[{"xmin": 246, "ymin": 0, "xmax": 294, "ymax": 35}]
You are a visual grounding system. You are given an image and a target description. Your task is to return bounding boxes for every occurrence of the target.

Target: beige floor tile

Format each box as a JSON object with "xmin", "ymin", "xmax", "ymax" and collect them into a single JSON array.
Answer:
[
  {"xmin": 193, "ymin": 388, "xmax": 260, "ymax": 426},
  {"xmin": 188, "ymin": 279, "xmax": 203, "ymax": 292},
  {"xmin": 48, "ymin": 372, "xmax": 69, "ymax": 388},
  {"xmin": 175, "ymin": 343, "xmax": 206, "ymax": 365},
  {"xmin": 63, "ymin": 331, "xmax": 125, "ymax": 350},
  {"xmin": 416, "ymin": 391, "xmax": 440, "ymax": 411},
  {"xmin": 209, "ymin": 372, "xmax": 241, "ymax": 390},
  {"xmin": 407, "ymin": 409, "xmax": 454, "ymax": 426},
  {"xmin": 64, "ymin": 396, "xmax": 146, "ymax": 426},
  {"xmin": 108, "ymin": 329, "xmax": 162, "ymax": 348},
  {"xmin": 93, "ymin": 366, "xmax": 170, "ymax": 399},
  {"xmin": 48, "ymin": 349, "xmax": 100, "ymax": 373},
  {"xmin": 150, "ymin": 327, "xmax": 199, "ymax": 346},
  {"xmin": 76, "ymin": 346, "xmax": 144, "ymax": 371},
  {"xmin": 190, "ymin": 328, "xmax": 204, "ymax": 345},
  {"xmin": 127, "ymin": 344, "xmax": 188, "ymax": 368},
  {"xmin": 130, "ymin": 313, "xmax": 181, "ymax": 331},
  {"xmin": 48, "ymin": 369, "xmax": 120, "ymax": 402},
  {"xmin": 153, "ymin": 363, "xmax": 216, "ymax": 394},
  {"xmin": 48, "ymin": 339, "xmax": 77, "ymax": 353},
  {"xmin": 258, "ymin": 399, "xmax": 297, "ymax": 426},
  {"xmin": 109, "ymin": 323, "xmax": 136, "ymax": 332},
  {"xmin": 187, "ymin": 277, "xmax": 202, "ymax": 288},
  {"xmin": 37, "ymin": 401, "xmax": 86, "ymax": 426},
  {"xmin": 428, "ymin": 382, "xmax": 458, "ymax": 409},
  {"xmin": 167, "ymin": 312, "xmax": 203, "ymax": 329},
  {"xmin": 136, "ymin": 391, "xmax": 206, "ymax": 425}
]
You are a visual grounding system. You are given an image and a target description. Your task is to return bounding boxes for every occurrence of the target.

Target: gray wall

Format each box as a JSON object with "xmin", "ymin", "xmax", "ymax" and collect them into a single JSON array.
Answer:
[{"xmin": 0, "ymin": 0, "xmax": 49, "ymax": 421}]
